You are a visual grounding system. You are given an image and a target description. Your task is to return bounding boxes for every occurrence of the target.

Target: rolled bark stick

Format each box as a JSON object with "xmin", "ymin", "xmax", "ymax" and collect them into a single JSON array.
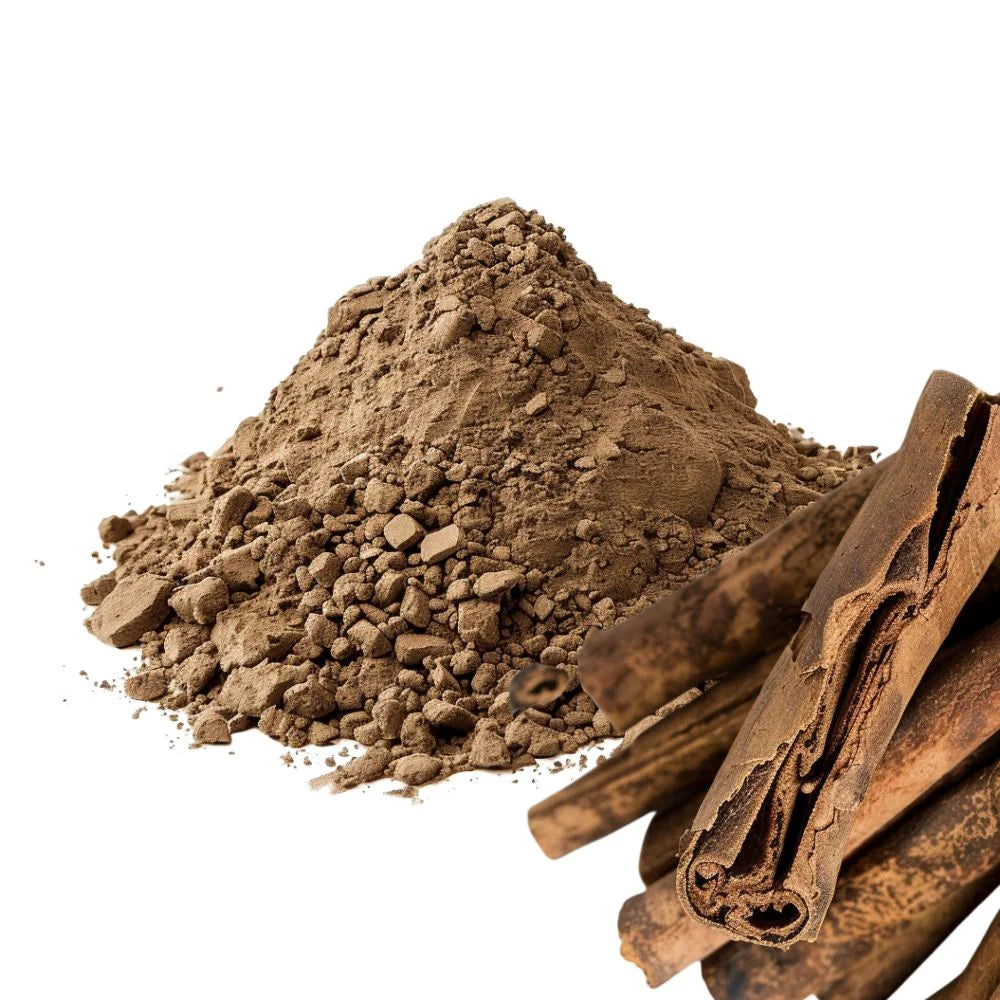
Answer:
[
  {"xmin": 821, "ymin": 737, "xmax": 1000, "ymax": 1000},
  {"xmin": 527, "ymin": 649, "xmax": 779, "ymax": 859},
  {"xmin": 579, "ymin": 458, "xmax": 890, "ymax": 730},
  {"xmin": 927, "ymin": 910, "xmax": 1000, "ymax": 1000},
  {"xmin": 839, "ymin": 625, "xmax": 1000, "ymax": 860},
  {"xmin": 639, "ymin": 802, "xmax": 700, "ymax": 887},
  {"xmin": 630, "ymin": 559, "xmax": 1000, "ymax": 887},
  {"xmin": 700, "ymin": 755, "xmax": 1000, "ymax": 1000},
  {"xmin": 811, "ymin": 878, "xmax": 996, "ymax": 1000},
  {"xmin": 619, "ymin": 616, "xmax": 1000, "ymax": 987},
  {"xmin": 678, "ymin": 372, "xmax": 1000, "ymax": 946},
  {"xmin": 532, "ymin": 555, "xmax": 1000, "ymax": 872}
]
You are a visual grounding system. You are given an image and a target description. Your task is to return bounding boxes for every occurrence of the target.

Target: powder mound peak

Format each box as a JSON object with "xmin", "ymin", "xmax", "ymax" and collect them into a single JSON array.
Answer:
[
  {"xmin": 243, "ymin": 197, "xmax": 794, "ymax": 572},
  {"xmin": 83, "ymin": 200, "xmax": 872, "ymax": 788}
]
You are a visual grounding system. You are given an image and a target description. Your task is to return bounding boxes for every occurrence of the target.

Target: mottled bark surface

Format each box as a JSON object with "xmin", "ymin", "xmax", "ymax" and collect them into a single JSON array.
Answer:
[
  {"xmin": 817, "ymin": 878, "xmax": 994, "ymax": 1000},
  {"xmin": 678, "ymin": 373, "xmax": 1000, "ymax": 946}
]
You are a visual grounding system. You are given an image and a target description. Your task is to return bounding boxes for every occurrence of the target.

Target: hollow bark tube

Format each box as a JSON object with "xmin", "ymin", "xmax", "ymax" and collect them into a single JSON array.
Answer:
[
  {"xmin": 527, "ymin": 650, "xmax": 777, "ymax": 859},
  {"xmin": 700, "ymin": 756, "xmax": 1000, "ymax": 1000},
  {"xmin": 677, "ymin": 372, "xmax": 1000, "ymax": 947},
  {"xmin": 578, "ymin": 459, "xmax": 889, "ymax": 731},
  {"xmin": 627, "ymin": 554, "xmax": 1000, "ymax": 887},
  {"xmin": 529, "ymin": 549, "xmax": 1000, "ymax": 875},
  {"xmin": 619, "ymin": 614, "xmax": 1000, "ymax": 987},
  {"xmin": 927, "ymin": 910, "xmax": 1000, "ymax": 1000}
]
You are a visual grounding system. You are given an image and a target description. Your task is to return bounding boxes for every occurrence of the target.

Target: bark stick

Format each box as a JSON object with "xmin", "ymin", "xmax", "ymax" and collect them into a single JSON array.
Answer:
[
  {"xmin": 804, "ymin": 878, "xmax": 994, "ymax": 1000},
  {"xmin": 927, "ymin": 910, "xmax": 1000, "ymax": 1000},
  {"xmin": 527, "ymin": 649, "xmax": 778, "ymax": 858},
  {"xmin": 619, "ymin": 616, "xmax": 1000, "ymax": 987},
  {"xmin": 580, "ymin": 552, "xmax": 995, "ymax": 886},
  {"xmin": 578, "ymin": 459, "xmax": 889, "ymax": 730},
  {"xmin": 677, "ymin": 372, "xmax": 1000, "ymax": 946},
  {"xmin": 700, "ymin": 755, "xmax": 1000, "ymax": 1000},
  {"xmin": 530, "ymin": 557, "xmax": 999, "ymax": 869},
  {"xmin": 639, "ymin": 803, "xmax": 700, "ymax": 887}
]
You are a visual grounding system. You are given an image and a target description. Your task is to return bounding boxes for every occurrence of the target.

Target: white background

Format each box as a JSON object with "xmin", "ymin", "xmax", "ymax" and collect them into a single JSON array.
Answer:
[{"xmin": 2, "ymin": 3, "xmax": 998, "ymax": 998}]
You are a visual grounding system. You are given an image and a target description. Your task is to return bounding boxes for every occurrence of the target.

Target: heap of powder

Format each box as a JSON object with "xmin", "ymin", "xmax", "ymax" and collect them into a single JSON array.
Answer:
[{"xmin": 81, "ymin": 199, "xmax": 873, "ymax": 788}]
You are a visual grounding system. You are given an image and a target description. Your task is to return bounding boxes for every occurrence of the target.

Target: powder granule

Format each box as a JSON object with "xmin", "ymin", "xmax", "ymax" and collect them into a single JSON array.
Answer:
[{"xmin": 82, "ymin": 199, "xmax": 872, "ymax": 788}]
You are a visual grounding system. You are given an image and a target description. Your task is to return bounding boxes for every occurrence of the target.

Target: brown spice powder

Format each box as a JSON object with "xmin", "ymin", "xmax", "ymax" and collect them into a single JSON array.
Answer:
[{"xmin": 81, "ymin": 199, "xmax": 871, "ymax": 788}]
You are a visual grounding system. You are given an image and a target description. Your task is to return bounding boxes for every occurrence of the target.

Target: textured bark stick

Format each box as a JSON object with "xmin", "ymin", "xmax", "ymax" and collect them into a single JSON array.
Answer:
[
  {"xmin": 578, "ymin": 459, "xmax": 889, "ymax": 730},
  {"xmin": 810, "ymin": 878, "xmax": 995, "ymax": 1000},
  {"xmin": 619, "ymin": 616, "xmax": 1000, "ymax": 987},
  {"xmin": 700, "ymin": 756, "xmax": 1000, "ymax": 1000},
  {"xmin": 639, "ymin": 802, "xmax": 701, "ymax": 887},
  {"xmin": 928, "ymin": 910, "xmax": 1000, "ymax": 1000},
  {"xmin": 527, "ymin": 649, "xmax": 778, "ymax": 858},
  {"xmin": 628, "ymin": 562, "xmax": 1000, "ymax": 888},
  {"xmin": 678, "ymin": 372, "xmax": 1000, "ymax": 946},
  {"xmin": 838, "ymin": 624, "xmax": 1000, "ymax": 860},
  {"xmin": 628, "ymin": 557, "xmax": 1000, "ymax": 887},
  {"xmin": 531, "ymin": 557, "xmax": 1000, "ymax": 871}
]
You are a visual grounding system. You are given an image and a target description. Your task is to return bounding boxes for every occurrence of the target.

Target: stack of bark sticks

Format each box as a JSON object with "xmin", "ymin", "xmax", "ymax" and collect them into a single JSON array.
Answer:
[{"xmin": 527, "ymin": 371, "xmax": 1000, "ymax": 1000}]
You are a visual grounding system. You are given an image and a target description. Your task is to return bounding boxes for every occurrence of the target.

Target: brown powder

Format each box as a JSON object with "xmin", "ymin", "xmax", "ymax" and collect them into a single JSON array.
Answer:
[{"xmin": 81, "ymin": 199, "xmax": 872, "ymax": 788}]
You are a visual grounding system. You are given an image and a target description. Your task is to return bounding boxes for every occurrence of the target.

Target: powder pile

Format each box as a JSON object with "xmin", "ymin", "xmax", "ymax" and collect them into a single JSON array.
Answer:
[{"xmin": 81, "ymin": 199, "xmax": 872, "ymax": 788}]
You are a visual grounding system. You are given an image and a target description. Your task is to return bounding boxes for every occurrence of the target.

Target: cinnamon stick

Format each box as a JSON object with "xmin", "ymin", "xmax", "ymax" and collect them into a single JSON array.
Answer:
[
  {"xmin": 527, "ymin": 649, "xmax": 778, "ymax": 858},
  {"xmin": 792, "ymin": 878, "xmax": 994, "ymax": 1000},
  {"xmin": 677, "ymin": 371, "xmax": 1000, "ymax": 946},
  {"xmin": 579, "ymin": 458, "xmax": 889, "ymax": 730},
  {"xmin": 927, "ymin": 910, "xmax": 1000, "ymax": 1000},
  {"xmin": 639, "ymin": 804, "xmax": 698, "ymax": 887},
  {"xmin": 619, "ymin": 615, "xmax": 1000, "ymax": 987},
  {"xmin": 608, "ymin": 559, "xmax": 1000, "ymax": 885},
  {"xmin": 531, "ymin": 556, "xmax": 1000, "ymax": 868},
  {"xmin": 700, "ymin": 755, "xmax": 1000, "ymax": 1000}
]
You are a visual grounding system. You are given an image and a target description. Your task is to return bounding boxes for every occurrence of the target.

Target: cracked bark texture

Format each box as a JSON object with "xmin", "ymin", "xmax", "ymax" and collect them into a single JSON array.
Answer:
[
  {"xmin": 700, "ymin": 755, "xmax": 1000, "ymax": 1000},
  {"xmin": 578, "ymin": 459, "xmax": 889, "ymax": 730},
  {"xmin": 676, "ymin": 371, "xmax": 1000, "ymax": 946},
  {"xmin": 618, "ymin": 616, "xmax": 1000, "ymax": 986}
]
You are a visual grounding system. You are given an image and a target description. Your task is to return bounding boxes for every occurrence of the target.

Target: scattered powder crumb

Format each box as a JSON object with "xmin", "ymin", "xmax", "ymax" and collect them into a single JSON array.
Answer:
[{"xmin": 386, "ymin": 785, "xmax": 421, "ymax": 802}]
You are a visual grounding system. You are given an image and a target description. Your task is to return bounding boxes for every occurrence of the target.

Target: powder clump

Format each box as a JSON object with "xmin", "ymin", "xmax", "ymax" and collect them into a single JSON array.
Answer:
[{"xmin": 82, "ymin": 199, "xmax": 872, "ymax": 787}]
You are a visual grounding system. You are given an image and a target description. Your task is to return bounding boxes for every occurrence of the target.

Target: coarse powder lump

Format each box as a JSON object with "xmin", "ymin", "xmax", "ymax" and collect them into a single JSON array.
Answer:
[{"xmin": 81, "ymin": 200, "xmax": 872, "ymax": 788}]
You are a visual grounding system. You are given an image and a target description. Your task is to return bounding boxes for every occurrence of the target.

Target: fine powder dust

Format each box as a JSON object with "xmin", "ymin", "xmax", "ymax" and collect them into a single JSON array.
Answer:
[{"xmin": 81, "ymin": 200, "xmax": 872, "ymax": 789}]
